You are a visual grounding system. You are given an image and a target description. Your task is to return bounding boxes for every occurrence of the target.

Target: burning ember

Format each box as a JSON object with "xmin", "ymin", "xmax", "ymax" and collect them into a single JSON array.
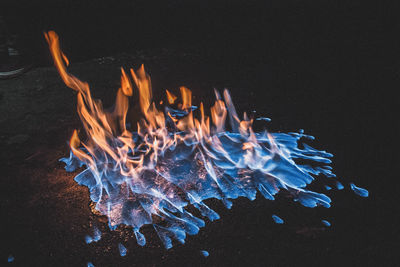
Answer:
[{"xmin": 45, "ymin": 31, "xmax": 368, "ymax": 251}]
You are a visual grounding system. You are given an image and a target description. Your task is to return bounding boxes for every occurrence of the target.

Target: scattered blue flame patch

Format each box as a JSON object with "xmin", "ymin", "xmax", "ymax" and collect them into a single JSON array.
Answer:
[
  {"xmin": 350, "ymin": 183, "xmax": 369, "ymax": 197},
  {"xmin": 201, "ymin": 250, "xmax": 209, "ymax": 257},
  {"xmin": 272, "ymin": 214, "xmax": 284, "ymax": 224},
  {"xmin": 8, "ymin": 255, "xmax": 14, "ymax": 263},
  {"xmin": 118, "ymin": 243, "xmax": 127, "ymax": 257},
  {"xmin": 321, "ymin": 220, "xmax": 331, "ymax": 227}
]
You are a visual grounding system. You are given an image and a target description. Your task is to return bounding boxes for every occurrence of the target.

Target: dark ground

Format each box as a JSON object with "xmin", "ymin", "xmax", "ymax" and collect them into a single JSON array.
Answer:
[{"xmin": 0, "ymin": 1, "xmax": 398, "ymax": 266}]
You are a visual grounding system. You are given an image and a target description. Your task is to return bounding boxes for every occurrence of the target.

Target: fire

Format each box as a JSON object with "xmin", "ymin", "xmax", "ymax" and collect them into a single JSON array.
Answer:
[
  {"xmin": 165, "ymin": 89, "xmax": 177, "ymax": 104},
  {"xmin": 46, "ymin": 31, "xmax": 367, "ymax": 250}
]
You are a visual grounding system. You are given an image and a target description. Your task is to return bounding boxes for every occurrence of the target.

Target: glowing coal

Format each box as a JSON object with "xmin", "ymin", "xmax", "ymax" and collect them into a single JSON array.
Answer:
[{"xmin": 45, "ymin": 31, "xmax": 368, "ymax": 250}]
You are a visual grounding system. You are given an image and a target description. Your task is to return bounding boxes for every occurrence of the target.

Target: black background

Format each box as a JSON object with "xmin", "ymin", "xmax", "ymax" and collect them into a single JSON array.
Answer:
[{"xmin": 0, "ymin": 0, "xmax": 397, "ymax": 266}]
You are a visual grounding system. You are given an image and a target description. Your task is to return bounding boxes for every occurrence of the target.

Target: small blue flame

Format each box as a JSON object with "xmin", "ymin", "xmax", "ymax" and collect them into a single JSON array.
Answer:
[
  {"xmin": 321, "ymin": 220, "xmax": 331, "ymax": 227},
  {"xmin": 85, "ymin": 235, "xmax": 93, "ymax": 244},
  {"xmin": 336, "ymin": 181, "xmax": 344, "ymax": 190},
  {"xmin": 272, "ymin": 214, "xmax": 284, "ymax": 224},
  {"xmin": 118, "ymin": 243, "xmax": 127, "ymax": 257},
  {"xmin": 8, "ymin": 255, "xmax": 14, "ymax": 263},
  {"xmin": 256, "ymin": 117, "xmax": 271, "ymax": 122},
  {"xmin": 93, "ymin": 227, "xmax": 101, "ymax": 242},
  {"xmin": 87, "ymin": 262, "xmax": 94, "ymax": 267},
  {"xmin": 201, "ymin": 250, "xmax": 209, "ymax": 257},
  {"xmin": 350, "ymin": 183, "xmax": 369, "ymax": 197},
  {"xmin": 324, "ymin": 185, "xmax": 332, "ymax": 191},
  {"xmin": 85, "ymin": 227, "xmax": 102, "ymax": 244}
]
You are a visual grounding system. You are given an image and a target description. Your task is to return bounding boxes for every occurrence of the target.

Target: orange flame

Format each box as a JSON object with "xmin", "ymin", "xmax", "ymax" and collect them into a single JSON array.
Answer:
[
  {"xmin": 45, "ymin": 31, "xmax": 262, "ymax": 192},
  {"xmin": 165, "ymin": 90, "xmax": 177, "ymax": 104}
]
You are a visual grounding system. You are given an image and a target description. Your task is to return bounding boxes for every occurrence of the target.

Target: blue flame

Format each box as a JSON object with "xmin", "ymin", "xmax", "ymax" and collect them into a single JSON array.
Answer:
[
  {"xmin": 336, "ymin": 181, "xmax": 344, "ymax": 190},
  {"xmin": 8, "ymin": 255, "xmax": 14, "ymax": 263},
  {"xmin": 272, "ymin": 214, "xmax": 284, "ymax": 224},
  {"xmin": 85, "ymin": 226, "xmax": 101, "ymax": 244},
  {"xmin": 44, "ymin": 30, "xmax": 369, "ymax": 252},
  {"xmin": 350, "ymin": 183, "xmax": 369, "ymax": 197},
  {"xmin": 85, "ymin": 235, "xmax": 93, "ymax": 244},
  {"xmin": 62, "ymin": 113, "xmax": 337, "ymax": 248},
  {"xmin": 256, "ymin": 117, "xmax": 271, "ymax": 122},
  {"xmin": 93, "ymin": 227, "xmax": 101, "ymax": 242},
  {"xmin": 201, "ymin": 250, "xmax": 209, "ymax": 257},
  {"xmin": 321, "ymin": 220, "xmax": 331, "ymax": 227},
  {"xmin": 118, "ymin": 243, "xmax": 127, "ymax": 257},
  {"xmin": 324, "ymin": 185, "xmax": 332, "ymax": 191}
]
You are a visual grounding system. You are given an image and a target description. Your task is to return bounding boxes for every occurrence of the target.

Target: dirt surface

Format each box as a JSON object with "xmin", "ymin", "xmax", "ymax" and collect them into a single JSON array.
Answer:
[{"xmin": 0, "ymin": 1, "xmax": 397, "ymax": 266}]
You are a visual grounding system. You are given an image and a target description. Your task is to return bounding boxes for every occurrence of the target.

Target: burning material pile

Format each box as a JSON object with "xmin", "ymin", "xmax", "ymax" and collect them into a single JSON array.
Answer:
[{"xmin": 45, "ymin": 31, "xmax": 368, "ymax": 250}]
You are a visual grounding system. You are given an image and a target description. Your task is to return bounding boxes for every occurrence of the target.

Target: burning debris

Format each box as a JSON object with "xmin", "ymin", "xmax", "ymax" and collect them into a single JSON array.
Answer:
[{"xmin": 44, "ymin": 31, "xmax": 368, "ymax": 252}]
